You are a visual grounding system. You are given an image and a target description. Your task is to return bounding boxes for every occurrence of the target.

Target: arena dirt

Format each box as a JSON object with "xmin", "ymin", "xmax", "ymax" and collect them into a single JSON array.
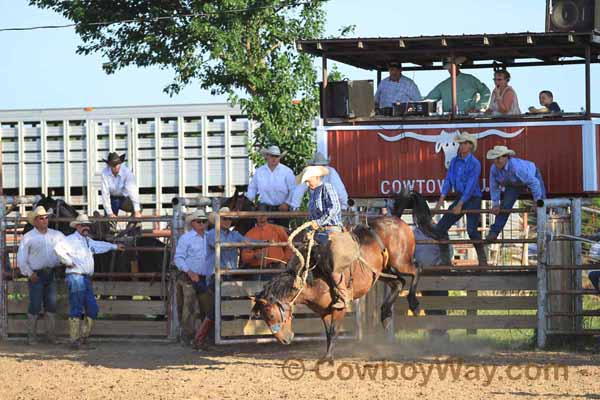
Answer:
[{"xmin": 0, "ymin": 339, "xmax": 597, "ymax": 399}]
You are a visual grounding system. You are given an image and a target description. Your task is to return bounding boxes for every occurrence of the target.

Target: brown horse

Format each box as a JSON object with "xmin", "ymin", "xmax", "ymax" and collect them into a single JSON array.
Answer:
[{"xmin": 251, "ymin": 189, "xmax": 430, "ymax": 359}]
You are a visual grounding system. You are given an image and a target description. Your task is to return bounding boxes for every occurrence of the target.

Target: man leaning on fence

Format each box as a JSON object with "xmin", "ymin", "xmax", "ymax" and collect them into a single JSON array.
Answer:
[
  {"xmin": 486, "ymin": 145, "xmax": 546, "ymax": 241},
  {"xmin": 16, "ymin": 206, "xmax": 65, "ymax": 345},
  {"xmin": 173, "ymin": 209, "xmax": 211, "ymax": 347},
  {"xmin": 54, "ymin": 214, "xmax": 125, "ymax": 349}
]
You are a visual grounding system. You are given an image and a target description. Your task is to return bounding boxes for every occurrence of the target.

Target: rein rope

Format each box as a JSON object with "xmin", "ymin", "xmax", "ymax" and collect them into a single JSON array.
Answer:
[{"xmin": 287, "ymin": 220, "xmax": 316, "ymax": 305}]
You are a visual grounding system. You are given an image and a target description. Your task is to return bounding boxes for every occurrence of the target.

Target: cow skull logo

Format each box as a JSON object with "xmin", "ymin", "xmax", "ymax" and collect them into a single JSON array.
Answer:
[{"xmin": 377, "ymin": 129, "xmax": 525, "ymax": 169}]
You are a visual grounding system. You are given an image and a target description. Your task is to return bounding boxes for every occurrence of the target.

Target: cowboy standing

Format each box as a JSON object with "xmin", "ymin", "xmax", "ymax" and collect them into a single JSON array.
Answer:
[
  {"xmin": 486, "ymin": 145, "xmax": 546, "ymax": 241},
  {"xmin": 100, "ymin": 152, "xmax": 142, "ymax": 219},
  {"xmin": 434, "ymin": 132, "xmax": 487, "ymax": 266},
  {"xmin": 290, "ymin": 151, "xmax": 349, "ymax": 210},
  {"xmin": 54, "ymin": 214, "xmax": 125, "ymax": 349},
  {"xmin": 16, "ymin": 206, "xmax": 65, "ymax": 344},
  {"xmin": 301, "ymin": 165, "xmax": 350, "ymax": 309},
  {"xmin": 193, "ymin": 206, "xmax": 253, "ymax": 347},
  {"xmin": 246, "ymin": 145, "xmax": 295, "ymax": 225},
  {"xmin": 173, "ymin": 209, "xmax": 211, "ymax": 347}
]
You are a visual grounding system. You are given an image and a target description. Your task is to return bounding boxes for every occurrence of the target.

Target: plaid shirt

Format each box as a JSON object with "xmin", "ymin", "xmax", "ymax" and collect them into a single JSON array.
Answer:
[
  {"xmin": 308, "ymin": 183, "xmax": 342, "ymax": 227},
  {"xmin": 375, "ymin": 76, "xmax": 422, "ymax": 107}
]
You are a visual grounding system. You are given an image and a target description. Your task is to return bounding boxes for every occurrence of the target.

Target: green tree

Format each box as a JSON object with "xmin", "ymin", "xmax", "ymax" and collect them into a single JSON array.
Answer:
[{"xmin": 30, "ymin": 0, "xmax": 327, "ymax": 173}]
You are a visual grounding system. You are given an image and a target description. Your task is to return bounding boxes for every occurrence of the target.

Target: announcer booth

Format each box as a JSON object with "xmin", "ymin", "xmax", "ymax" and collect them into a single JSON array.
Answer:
[{"xmin": 297, "ymin": 32, "xmax": 600, "ymax": 200}]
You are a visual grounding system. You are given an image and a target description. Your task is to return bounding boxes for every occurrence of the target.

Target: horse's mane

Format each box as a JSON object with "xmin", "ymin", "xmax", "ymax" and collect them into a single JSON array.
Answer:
[{"xmin": 256, "ymin": 268, "xmax": 303, "ymax": 303}]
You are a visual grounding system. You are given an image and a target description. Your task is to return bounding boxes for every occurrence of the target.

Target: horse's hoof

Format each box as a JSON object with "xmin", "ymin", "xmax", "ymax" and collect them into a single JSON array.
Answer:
[
  {"xmin": 382, "ymin": 317, "xmax": 393, "ymax": 331},
  {"xmin": 319, "ymin": 356, "xmax": 334, "ymax": 364}
]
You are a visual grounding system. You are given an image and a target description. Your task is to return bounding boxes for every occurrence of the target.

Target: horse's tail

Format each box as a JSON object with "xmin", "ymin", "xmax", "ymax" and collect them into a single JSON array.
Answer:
[{"xmin": 392, "ymin": 190, "xmax": 440, "ymax": 239}]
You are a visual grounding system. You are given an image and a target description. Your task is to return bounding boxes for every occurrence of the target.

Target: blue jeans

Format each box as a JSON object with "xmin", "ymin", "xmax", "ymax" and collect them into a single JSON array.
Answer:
[
  {"xmin": 589, "ymin": 270, "xmax": 600, "ymax": 292},
  {"xmin": 489, "ymin": 171, "xmax": 546, "ymax": 236},
  {"xmin": 435, "ymin": 197, "xmax": 482, "ymax": 241},
  {"xmin": 106, "ymin": 196, "xmax": 135, "ymax": 215},
  {"xmin": 28, "ymin": 268, "xmax": 57, "ymax": 315},
  {"xmin": 66, "ymin": 274, "xmax": 99, "ymax": 319}
]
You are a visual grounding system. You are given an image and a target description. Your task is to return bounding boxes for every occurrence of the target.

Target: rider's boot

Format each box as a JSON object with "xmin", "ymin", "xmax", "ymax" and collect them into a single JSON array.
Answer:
[{"xmin": 331, "ymin": 272, "xmax": 352, "ymax": 310}]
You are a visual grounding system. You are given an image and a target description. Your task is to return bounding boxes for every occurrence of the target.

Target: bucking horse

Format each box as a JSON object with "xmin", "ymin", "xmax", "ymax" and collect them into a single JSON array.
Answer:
[{"xmin": 250, "ymin": 190, "xmax": 433, "ymax": 360}]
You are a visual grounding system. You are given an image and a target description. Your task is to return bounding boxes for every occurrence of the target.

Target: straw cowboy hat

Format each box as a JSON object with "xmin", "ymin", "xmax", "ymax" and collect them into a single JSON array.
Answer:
[
  {"xmin": 70, "ymin": 214, "xmax": 93, "ymax": 228},
  {"xmin": 308, "ymin": 152, "xmax": 330, "ymax": 166},
  {"xmin": 260, "ymin": 145, "xmax": 286, "ymax": 158},
  {"xmin": 185, "ymin": 209, "xmax": 208, "ymax": 226},
  {"xmin": 454, "ymin": 132, "xmax": 478, "ymax": 151},
  {"xmin": 208, "ymin": 207, "xmax": 231, "ymax": 225},
  {"xmin": 27, "ymin": 205, "xmax": 49, "ymax": 225},
  {"xmin": 486, "ymin": 145, "xmax": 516, "ymax": 160},
  {"xmin": 102, "ymin": 152, "xmax": 126, "ymax": 166},
  {"xmin": 298, "ymin": 165, "xmax": 329, "ymax": 184}
]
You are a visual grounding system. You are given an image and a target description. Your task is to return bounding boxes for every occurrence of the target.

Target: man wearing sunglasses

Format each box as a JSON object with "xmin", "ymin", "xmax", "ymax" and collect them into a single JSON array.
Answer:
[{"xmin": 16, "ymin": 206, "xmax": 66, "ymax": 345}]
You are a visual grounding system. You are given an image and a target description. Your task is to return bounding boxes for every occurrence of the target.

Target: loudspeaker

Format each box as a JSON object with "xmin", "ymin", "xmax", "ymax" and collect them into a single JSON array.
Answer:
[
  {"xmin": 321, "ymin": 80, "xmax": 374, "ymax": 119},
  {"xmin": 546, "ymin": 0, "xmax": 600, "ymax": 32}
]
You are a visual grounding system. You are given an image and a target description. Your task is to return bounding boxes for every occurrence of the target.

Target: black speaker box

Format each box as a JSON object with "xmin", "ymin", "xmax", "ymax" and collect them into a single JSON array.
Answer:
[
  {"xmin": 321, "ymin": 80, "xmax": 374, "ymax": 119},
  {"xmin": 546, "ymin": 0, "xmax": 600, "ymax": 32}
]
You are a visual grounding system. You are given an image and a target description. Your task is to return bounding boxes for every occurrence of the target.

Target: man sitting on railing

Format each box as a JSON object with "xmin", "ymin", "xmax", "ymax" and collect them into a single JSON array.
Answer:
[
  {"xmin": 100, "ymin": 152, "xmax": 142, "ymax": 221},
  {"xmin": 173, "ymin": 209, "xmax": 210, "ymax": 347},
  {"xmin": 434, "ymin": 132, "xmax": 487, "ymax": 266},
  {"xmin": 241, "ymin": 204, "xmax": 292, "ymax": 270},
  {"xmin": 246, "ymin": 145, "xmax": 295, "ymax": 227},
  {"xmin": 54, "ymin": 214, "xmax": 125, "ymax": 349},
  {"xmin": 486, "ymin": 145, "xmax": 546, "ymax": 242}
]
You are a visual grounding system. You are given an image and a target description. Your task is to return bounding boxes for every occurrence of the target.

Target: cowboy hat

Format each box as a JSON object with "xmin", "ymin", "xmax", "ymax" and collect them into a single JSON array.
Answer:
[
  {"xmin": 259, "ymin": 145, "xmax": 286, "ymax": 158},
  {"xmin": 308, "ymin": 152, "xmax": 330, "ymax": 166},
  {"xmin": 27, "ymin": 206, "xmax": 49, "ymax": 225},
  {"xmin": 454, "ymin": 132, "xmax": 478, "ymax": 151},
  {"xmin": 208, "ymin": 207, "xmax": 231, "ymax": 225},
  {"xmin": 298, "ymin": 165, "xmax": 329, "ymax": 184},
  {"xmin": 70, "ymin": 214, "xmax": 93, "ymax": 228},
  {"xmin": 102, "ymin": 152, "xmax": 126, "ymax": 166},
  {"xmin": 185, "ymin": 209, "xmax": 208, "ymax": 226},
  {"xmin": 486, "ymin": 145, "xmax": 516, "ymax": 160}
]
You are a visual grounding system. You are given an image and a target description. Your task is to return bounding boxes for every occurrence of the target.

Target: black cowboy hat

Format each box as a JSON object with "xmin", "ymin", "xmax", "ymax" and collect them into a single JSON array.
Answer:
[{"xmin": 102, "ymin": 152, "xmax": 126, "ymax": 166}]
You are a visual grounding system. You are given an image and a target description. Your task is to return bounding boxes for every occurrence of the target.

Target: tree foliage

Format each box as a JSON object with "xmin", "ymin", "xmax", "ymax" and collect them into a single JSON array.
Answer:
[{"xmin": 30, "ymin": 0, "xmax": 327, "ymax": 173}]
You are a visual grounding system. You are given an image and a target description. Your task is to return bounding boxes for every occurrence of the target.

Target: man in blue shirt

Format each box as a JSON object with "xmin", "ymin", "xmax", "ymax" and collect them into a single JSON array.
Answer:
[
  {"xmin": 486, "ymin": 146, "xmax": 546, "ymax": 241},
  {"xmin": 434, "ymin": 132, "xmax": 487, "ymax": 266}
]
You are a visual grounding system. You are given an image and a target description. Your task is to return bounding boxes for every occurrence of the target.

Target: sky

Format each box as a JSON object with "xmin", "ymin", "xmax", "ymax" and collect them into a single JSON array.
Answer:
[{"xmin": 0, "ymin": 0, "xmax": 597, "ymax": 112}]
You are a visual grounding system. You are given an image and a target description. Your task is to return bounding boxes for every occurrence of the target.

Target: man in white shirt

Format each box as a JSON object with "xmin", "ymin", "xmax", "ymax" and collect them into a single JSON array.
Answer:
[
  {"xmin": 173, "ymin": 209, "xmax": 210, "ymax": 347},
  {"xmin": 290, "ymin": 152, "xmax": 349, "ymax": 210},
  {"xmin": 100, "ymin": 152, "xmax": 142, "ymax": 219},
  {"xmin": 54, "ymin": 214, "xmax": 125, "ymax": 349},
  {"xmin": 374, "ymin": 62, "xmax": 422, "ymax": 110},
  {"xmin": 246, "ymin": 145, "xmax": 295, "ymax": 226},
  {"xmin": 16, "ymin": 206, "xmax": 65, "ymax": 344}
]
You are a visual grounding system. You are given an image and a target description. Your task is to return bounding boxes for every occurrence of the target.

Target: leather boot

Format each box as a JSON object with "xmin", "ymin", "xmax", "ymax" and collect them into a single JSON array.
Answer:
[
  {"xmin": 331, "ymin": 273, "xmax": 352, "ymax": 310},
  {"xmin": 27, "ymin": 314, "xmax": 39, "ymax": 345},
  {"xmin": 68, "ymin": 318, "xmax": 82, "ymax": 350},
  {"xmin": 474, "ymin": 244, "xmax": 488, "ymax": 266},
  {"xmin": 46, "ymin": 313, "xmax": 57, "ymax": 344},
  {"xmin": 80, "ymin": 317, "xmax": 95, "ymax": 348},
  {"xmin": 193, "ymin": 319, "xmax": 214, "ymax": 348}
]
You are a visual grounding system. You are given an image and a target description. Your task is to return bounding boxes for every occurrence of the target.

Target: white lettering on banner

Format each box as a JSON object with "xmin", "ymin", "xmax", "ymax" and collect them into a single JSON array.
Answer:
[{"xmin": 380, "ymin": 178, "xmax": 489, "ymax": 195}]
